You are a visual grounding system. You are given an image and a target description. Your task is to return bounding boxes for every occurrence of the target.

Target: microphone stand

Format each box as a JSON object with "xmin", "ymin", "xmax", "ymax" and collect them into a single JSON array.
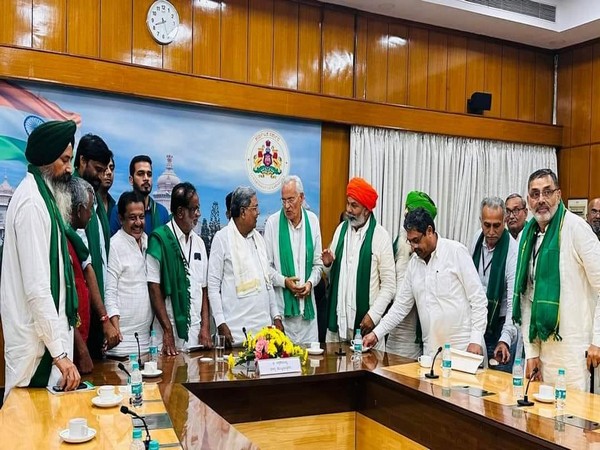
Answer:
[
  {"xmin": 425, "ymin": 346, "xmax": 443, "ymax": 379},
  {"xmin": 517, "ymin": 367, "xmax": 538, "ymax": 407},
  {"xmin": 134, "ymin": 332, "xmax": 144, "ymax": 370},
  {"xmin": 121, "ymin": 405, "xmax": 151, "ymax": 449}
]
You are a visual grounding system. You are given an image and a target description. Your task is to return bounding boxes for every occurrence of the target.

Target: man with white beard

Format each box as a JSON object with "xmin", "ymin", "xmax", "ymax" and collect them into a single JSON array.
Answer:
[{"xmin": 1, "ymin": 120, "xmax": 81, "ymax": 399}]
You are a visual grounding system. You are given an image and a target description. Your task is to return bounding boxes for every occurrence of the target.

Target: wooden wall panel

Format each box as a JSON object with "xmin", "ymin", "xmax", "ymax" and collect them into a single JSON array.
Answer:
[
  {"xmin": 407, "ymin": 27, "xmax": 428, "ymax": 108},
  {"xmin": 365, "ymin": 18, "xmax": 388, "ymax": 103},
  {"xmin": 517, "ymin": 48, "xmax": 536, "ymax": 121},
  {"xmin": 591, "ymin": 43, "xmax": 600, "ymax": 144},
  {"xmin": 446, "ymin": 34, "xmax": 467, "ymax": 113},
  {"xmin": 132, "ymin": 0, "xmax": 162, "ymax": 67},
  {"xmin": 192, "ymin": 0, "xmax": 221, "ymax": 77},
  {"xmin": 570, "ymin": 45, "xmax": 593, "ymax": 146},
  {"xmin": 386, "ymin": 23, "xmax": 408, "ymax": 105},
  {"xmin": 272, "ymin": 0, "xmax": 298, "ymax": 90},
  {"xmin": 321, "ymin": 8, "xmax": 354, "ymax": 97},
  {"xmin": 427, "ymin": 31, "xmax": 447, "ymax": 111},
  {"xmin": 248, "ymin": 0, "xmax": 274, "ymax": 86},
  {"xmin": 569, "ymin": 145, "xmax": 591, "ymax": 198},
  {"xmin": 354, "ymin": 16, "xmax": 368, "ymax": 100},
  {"xmin": 534, "ymin": 52, "xmax": 553, "ymax": 123},
  {"xmin": 163, "ymin": 0, "xmax": 193, "ymax": 73},
  {"xmin": 500, "ymin": 45, "xmax": 519, "ymax": 119},
  {"xmin": 0, "ymin": 0, "xmax": 32, "ymax": 46},
  {"xmin": 465, "ymin": 38, "xmax": 485, "ymax": 103},
  {"xmin": 221, "ymin": 0, "xmax": 248, "ymax": 82},
  {"xmin": 32, "ymin": 0, "xmax": 66, "ymax": 52},
  {"xmin": 66, "ymin": 0, "xmax": 99, "ymax": 57},
  {"xmin": 297, "ymin": 4, "xmax": 321, "ymax": 93},
  {"xmin": 100, "ymin": 0, "xmax": 132, "ymax": 63},
  {"xmin": 589, "ymin": 144, "xmax": 600, "ymax": 199},
  {"xmin": 557, "ymin": 148, "xmax": 571, "ymax": 201},
  {"xmin": 484, "ymin": 42, "xmax": 502, "ymax": 117},
  {"xmin": 556, "ymin": 50, "xmax": 572, "ymax": 147}
]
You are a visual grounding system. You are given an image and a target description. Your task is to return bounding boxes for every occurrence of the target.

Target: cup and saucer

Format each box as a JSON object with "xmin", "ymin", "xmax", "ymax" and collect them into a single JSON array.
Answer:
[
  {"xmin": 59, "ymin": 418, "xmax": 97, "ymax": 443},
  {"xmin": 533, "ymin": 385, "xmax": 555, "ymax": 403},
  {"xmin": 91, "ymin": 385, "xmax": 123, "ymax": 408},
  {"xmin": 307, "ymin": 342, "xmax": 324, "ymax": 356},
  {"xmin": 140, "ymin": 361, "xmax": 162, "ymax": 378}
]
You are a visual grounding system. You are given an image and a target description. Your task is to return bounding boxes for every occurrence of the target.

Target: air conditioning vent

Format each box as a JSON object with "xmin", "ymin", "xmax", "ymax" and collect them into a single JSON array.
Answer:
[{"xmin": 464, "ymin": 0, "xmax": 556, "ymax": 23}]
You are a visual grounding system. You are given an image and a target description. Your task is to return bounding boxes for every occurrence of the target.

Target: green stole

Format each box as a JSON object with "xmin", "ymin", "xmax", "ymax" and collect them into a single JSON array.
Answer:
[
  {"xmin": 513, "ymin": 201, "xmax": 566, "ymax": 342},
  {"xmin": 147, "ymin": 223, "xmax": 191, "ymax": 341},
  {"xmin": 327, "ymin": 216, "xmax": 376, "ymax": 333},
  {"xmin": 65, "ymin": 226, "xmax": 90, "ymax": 263},
  {"xmin": 27, "ymin": 165, "xmax": 78, "ymax": 387},
  {"xmin": 148, "ymin": 197, "xmax": 161, "ymax": 231},
  {"xmin": 472, "ymin": 229, "xmax": 510, "ymax": 334},
  {"xmin": 278, "ymin": 209, "xmax": 315, "ymax": 320}
]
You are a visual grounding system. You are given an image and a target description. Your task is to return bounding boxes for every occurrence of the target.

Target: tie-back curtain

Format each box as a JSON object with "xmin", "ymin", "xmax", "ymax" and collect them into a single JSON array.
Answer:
[{"xmin": 350, "ymin": 126, "xmax": 557, "ymax": 246}]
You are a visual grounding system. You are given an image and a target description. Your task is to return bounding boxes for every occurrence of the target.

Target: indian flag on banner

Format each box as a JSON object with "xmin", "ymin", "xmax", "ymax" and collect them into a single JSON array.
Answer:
[{"xmin": 0, "ymin": 80, "xmax": 81, "ymax": 163}]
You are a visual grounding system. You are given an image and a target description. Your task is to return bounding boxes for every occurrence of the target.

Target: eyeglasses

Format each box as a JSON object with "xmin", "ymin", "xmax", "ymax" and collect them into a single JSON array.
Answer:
[
  {"xmin": 244, "ymin": 205, "xmax": 259, "ymax": 213},
  {"xmin": 186, "ymin": 206, "xmax": 200, "ymax": 215},
  {"xmin": 406, "ymin": 233, "xmax": 425, "ymax": 247},
  {"xmin": 506, "ymin": 207, "xmax": 526, "ymax": 217},
  {"xmin": 528, "ymin": 188, "xmax": 559, "ymax": 200},
  {"xmin": 590, "ymin": 209, "xmax": 600, "ymax": 217},
  {"xmin": 281, "ymin": 196, "xmax": 299, "ymax": 206}
]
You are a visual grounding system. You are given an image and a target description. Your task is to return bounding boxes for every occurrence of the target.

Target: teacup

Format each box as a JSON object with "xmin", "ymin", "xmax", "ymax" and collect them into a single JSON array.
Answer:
[
  {"xmin": 145, "ymin": 361, "xmax": 158, "ymax": 373},
  {"xmin": 418, "ymin": 355, "xmax": 433, "ymax": 368},
  {"xmin": 68, "ymin": 418, "xmax": 88, "ymax": 439},
  {"xmin": 97, "ymin": 385, "xmax": 115, "ymax": 399},
  {"xmin": 539, "ymin": 384, "xmax": 554, "ymax": 399},
  {"xmin": 309, "ymin": 342, "xmax": 320, "ymax": 350}
]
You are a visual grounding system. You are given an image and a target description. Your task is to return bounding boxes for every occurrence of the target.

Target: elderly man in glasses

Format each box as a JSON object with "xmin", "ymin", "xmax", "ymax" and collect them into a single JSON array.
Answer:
[
  {"xmin": 505, "ymin": 193, "xmax": 528, "ymax": 242},
  {"xmin": 513, "ymin": 169, "xmax": 600, "ymax": 392},
  {"xmin": 586, "ymin": 198, "xmax": 600, "ymax": 240}
]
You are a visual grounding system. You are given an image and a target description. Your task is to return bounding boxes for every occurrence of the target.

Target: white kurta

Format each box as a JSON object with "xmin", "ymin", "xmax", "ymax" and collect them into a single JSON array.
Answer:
[
  {"xmin": 520, "ymin": 210, "xmax": 600, "ymax": 391},
  {"xmin": 147, "ymin": 221, "xmax": 208, "ymax": 350},
  {"xmin": 374, "ymin": 236, "xmax": 488, "ymax": 357},
  {"xmin": 208, "ymin": 226, "xmax": 280, "ymax": 346},
  {"xmin": 104, "ymin": 230, "xmax": 153, "ymax": 357},
  {"xmin": 324, "ymin": 216, "xmax": 396, "ymax": 348},
  {"xmin": 264, "ymin": 210, "xmax": 324, "ymax": 344},
  {"xmin": 0, "ymin": 174, "xmax": 73, "ymax": 399},
  {"xmin": 76, "ymin": 195, "xmax": 107, "ymax": 282}
]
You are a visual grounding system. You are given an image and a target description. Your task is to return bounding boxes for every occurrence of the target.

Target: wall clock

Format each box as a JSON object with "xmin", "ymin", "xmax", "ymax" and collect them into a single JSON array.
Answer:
[{"xmin": 147, "ymin": 0, "xmax": 180, "ymax": 45}]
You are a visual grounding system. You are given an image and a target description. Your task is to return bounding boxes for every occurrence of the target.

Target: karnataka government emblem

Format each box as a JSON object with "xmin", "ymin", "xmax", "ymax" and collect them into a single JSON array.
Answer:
[{"xmin": 245, "ymin": 129, "xmax": 290, "ymax": 193}]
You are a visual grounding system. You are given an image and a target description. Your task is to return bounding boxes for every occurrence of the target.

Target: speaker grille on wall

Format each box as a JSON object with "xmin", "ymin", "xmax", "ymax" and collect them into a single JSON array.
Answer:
[{"xmin": 467, "ymin": 92, "xmax": 492, "ymax": 115}]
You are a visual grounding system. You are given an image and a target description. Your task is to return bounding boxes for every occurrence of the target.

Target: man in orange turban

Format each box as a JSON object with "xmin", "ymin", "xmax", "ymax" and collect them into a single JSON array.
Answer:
[{"xmin": 321, "ymin": 177, "xmax": 396, "ymax": 350}]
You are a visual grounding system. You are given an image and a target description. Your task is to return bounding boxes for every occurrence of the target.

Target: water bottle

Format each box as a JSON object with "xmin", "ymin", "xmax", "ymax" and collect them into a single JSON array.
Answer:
[
  {"xmin": 353, "ymin": 329, "xmax": 363, "ymax": 354},
  {"xmin": 131, "ymin": 362, "xmax": 143, "ymax": 408},
  {"xmin": 512, "ymin": 358, "xmax": 524, "ymax": 399},
  {"xmin": 555, "ymin": 368, "xmax": 567, "ymax": 411},
  {"xmin": 149, "ymin": 330, "xmax": 158, "ymax": 363},
  {"xmin": 442, "ymin": 343, "xmax": 452, "ymax": 378},
  {"xmin": 129, "ymin": 428, "xmax": 145, "ymax": 450},
  {"xmin": 148, "ymin": 440, "xmax": 160, "ymax": 450}
]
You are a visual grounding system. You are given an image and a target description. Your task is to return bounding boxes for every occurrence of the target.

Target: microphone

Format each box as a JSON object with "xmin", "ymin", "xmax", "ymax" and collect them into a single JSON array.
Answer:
[
  {"xmin": 134, "ymin": 332, "xmax": 144, "ymax": 370},
  {"xmin": 425, "ymin": 346, "xmax": 443, "ymax": 379},
  {"xmin": 120, "ymin": 405, "xmax": 151, "ymax": 448},
  {"xmin": 117, "ymin": 362, "xmax": 131, "ymax": 378},
  {"xmin": 517, "ymin": 367, "xmax": 538, "ymax": 407},
  {"xmin": 242, "ymin": 327, "xmax": 248, "ymax": 342}
]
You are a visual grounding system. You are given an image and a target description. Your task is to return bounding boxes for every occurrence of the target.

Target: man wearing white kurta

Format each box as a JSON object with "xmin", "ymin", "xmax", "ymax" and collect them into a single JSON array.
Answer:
[
  {"xmin": 322, "ymin": 178, "xmax": 396, "ymax": 350},
  {"xmin": 364, "ymin": 208, "xmax": 488, "ymax": 357},
  {"xmin": 264, "ymin": 176, "xmax": 323, "ymax": 344},
  {"xmin": 1, "ymin": 120, "xmax": 81, "ymax": 399},
  {"xmin": 514, "ymin": 169, "xmax": 600, "ymax": 391},
  {"xmin": 208, "ymin": 187, "xmax": 283, "ymax": 347},
  {"xmin": 105, "ymin": 192, "xmax": 154, "ymax": 357}
]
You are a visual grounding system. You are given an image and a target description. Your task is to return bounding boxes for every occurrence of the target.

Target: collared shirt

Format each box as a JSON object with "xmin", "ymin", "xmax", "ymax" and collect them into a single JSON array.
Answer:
[
  {"xmin": 105, "ymin": 229, "xmax": 153, "ymax": 356},
  {"xmin": 374, "ymin": 236, "xmax": 488, "ymax": 356},
  {"xmin": 109, "ymin": 196, "xmax": 170, "ymax": 236}
]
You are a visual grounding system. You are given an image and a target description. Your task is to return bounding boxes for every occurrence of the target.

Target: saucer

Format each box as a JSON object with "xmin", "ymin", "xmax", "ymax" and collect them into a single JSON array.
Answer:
[
  {"xmin": 91, "ymin": 394, "xmax": 123, "ymax": 408},
  {"xmin": 199, "ymin": 357, "xmax": 213, "ymax": 363},
  {"xmin": 59, "ymin": 427, "xmax": 97, "ymax": 443},
  {"xmin": 307, "ymin": 348, "xmax": 324, "ymax": 355},
  {"xmin": 351, "ymin": 346, "xmax": 371, "ymax": 353},
  {"xmin": 140, "ymin": 369, "xmax": 162, "ymax": 378},
  {"xmin": 533, "ymin": 393, "xmax": 555, "ymax": 403}
]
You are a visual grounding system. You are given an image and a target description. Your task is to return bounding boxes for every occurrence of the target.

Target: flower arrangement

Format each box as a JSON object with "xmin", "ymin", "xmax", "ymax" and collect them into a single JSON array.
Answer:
[{"xmin": 228, "ymin": 326, "xmax": 308, "ymax": 369}]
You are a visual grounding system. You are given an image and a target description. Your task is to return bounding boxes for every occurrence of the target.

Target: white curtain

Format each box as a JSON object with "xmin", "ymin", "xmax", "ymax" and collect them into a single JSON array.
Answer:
[{"xmin": 350, "ymin": 126, "xmax": 557, "ymax": 246}]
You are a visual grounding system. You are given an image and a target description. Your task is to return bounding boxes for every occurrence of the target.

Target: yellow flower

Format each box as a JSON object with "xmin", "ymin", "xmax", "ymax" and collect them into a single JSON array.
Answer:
[{"xmin": 227, "ymin": 353, "xmax": 236, "ymax": 370}]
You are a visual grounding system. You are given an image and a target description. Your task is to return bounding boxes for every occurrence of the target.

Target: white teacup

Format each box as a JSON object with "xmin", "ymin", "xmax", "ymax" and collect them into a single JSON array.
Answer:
[
  {"xmin": 309, "ymin": 342, "xmax": 320, "ymax": 350},
  {"xmin": 145, "ymin": 361, "xmax": 158, "ymax": 373},
  {"xmin": 418, "ymin": 355, "xmax": 433, "ymax": 368},
  {"xmin": 97, "ymin": 385, "xmax": 115, "ymax": 399},
  {"xmin": 68, "ymin": 418, "xmax": 88, "ymax": 439},
  {"xmin": 539, "ymin": 384, "xmax": 554, "ymax": 399}
]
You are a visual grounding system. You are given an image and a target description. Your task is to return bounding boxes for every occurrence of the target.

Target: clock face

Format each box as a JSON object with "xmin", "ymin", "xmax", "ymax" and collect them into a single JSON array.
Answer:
[{"xmin": 147, "ymin": 0, "xmax": 180, "ymax": 45}]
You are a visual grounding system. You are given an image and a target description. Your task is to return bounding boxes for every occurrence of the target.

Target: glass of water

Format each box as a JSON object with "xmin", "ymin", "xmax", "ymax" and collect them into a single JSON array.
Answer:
[{"xmin": 214, "ymin": 335, "xmax": 225, "ymax": 361}]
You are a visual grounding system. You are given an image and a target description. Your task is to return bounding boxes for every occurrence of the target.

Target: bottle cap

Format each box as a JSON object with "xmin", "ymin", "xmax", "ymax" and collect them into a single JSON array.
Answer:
[
  {"xmin": 444, "ymin": 343, "xmax": 450, "ymax": 348},
  {"xmin": 132, "ymin": 362, "xmax": 139, "ymax": 370},
  {"xmin": 151, "ymin": 329, "xmax": 156, "ymax": 337},
  {"xmin": 514, "ymin": 358, "xmax": 521, "ymax": 365},
  {"xmin": 129, "ymin": 354, "xmax": 137, "ymax": 361},
  {"xmin": 148, "ymin": 440, "xmax": 160, "ymax": 450},
  {"xmin": 132, "ymin": 428, "xmax": 142, "ymax": 439},
  {"xmin": 558, "ymin": 368, "xmax": 565, "ymax": 375}
]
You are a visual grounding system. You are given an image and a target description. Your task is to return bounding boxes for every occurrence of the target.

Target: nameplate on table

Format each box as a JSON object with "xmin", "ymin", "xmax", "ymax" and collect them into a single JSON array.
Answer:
[{"xmin": 256, "ymin": 357, "xmax": 302, "ymax": 377}]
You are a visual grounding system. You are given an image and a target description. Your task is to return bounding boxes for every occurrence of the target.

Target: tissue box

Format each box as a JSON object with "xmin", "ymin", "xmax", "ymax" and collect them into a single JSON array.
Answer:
[{"xmin": 450, "ymin": 348, "xmax": 484, "ymax": 374}]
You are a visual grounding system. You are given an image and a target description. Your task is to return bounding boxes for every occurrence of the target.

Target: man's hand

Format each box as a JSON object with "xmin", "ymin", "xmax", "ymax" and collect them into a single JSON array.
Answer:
[
  {"xmin": 587, "ymin": 344, "xmax": 600, "ymax": 369},
  {"xmin": 526, "ymin": 357, "xmax": 543, "ymax": 381},
  {"xmin": 297, "ymin": 281, "xmax": 313, "ymax": 299},
  {"xmin": 284, "ymin": 276, "xmax": 302, "ymax": 295},
  {"xmin": 274, "ymin": 318, "xmax": 285, "ymax": 333},
  {"xmin": 199, "ymin": 324, "xmax": 213, "ymax": 349},
  {"xmin": 466, "ymin": 343, "xmax": 483, "ymax": 355},
  {"xmin": 161, "ymin": 331, "xmax": 179, "ymax": 356},
  {"xmin": 321, "ymin": 249, "xmax": 335, "ymax": 268},
  {"xmin": 55, "ymin": 357, "xmax": 81, "ymax": 391},
  {"xmin": 493, "ymin": 341, "xmax": 510, "ymax": 364},
  {"xmin": 363, "ymin": 332, "xmax": 378, "ymax": 348},
  {"xmin": 218, "ymin": 323, "xmax": 235, "ymax": 349},
  {"xmin": 359, "ymin": 314, "xmax": 375, "ymax": 335},
  {"xmin": 102, "ymin": 321, "xmax": 121, "ymax": 350},
  {"xmin": 75, "ymin": 348, "xmax": 94, "ymax": 374}
]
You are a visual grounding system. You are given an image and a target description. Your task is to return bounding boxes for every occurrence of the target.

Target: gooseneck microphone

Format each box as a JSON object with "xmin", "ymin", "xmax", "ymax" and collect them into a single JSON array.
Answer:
[
  {"xmin": 242, "ymin": 327, "xmax": 248, "ymax": 342},
  {"xmin": 120, "ymin": 405, "xmax": 151, "ymax": 449},
  {"xmin": 425, "ymin": 346, "xmax": 443, "ymax": 379},
  {"xmin": 117, "ymin": 362, "xmax": 131, "ymax": 378},
  {"xmin": 134, "ymin": 332, "xmax": 144, "ymax": 370},
  {"xmin": 517, "ymin": 367, "xmax": 539, "ymax": 407}
]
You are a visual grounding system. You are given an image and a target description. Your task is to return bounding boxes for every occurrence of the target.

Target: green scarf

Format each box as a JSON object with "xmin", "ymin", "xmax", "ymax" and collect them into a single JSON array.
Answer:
[
  {"xmin": 27, "ymin": 165, "xmax": 78, "ymax": 387},
  {"xmin": 148, "ymin": 197, "xmax": 162, "ymax": 231},
  {"xmin": 147, "ymin": 223, "xmax": 191, "ymax": 341},
  {"xmin": 65, "ymin": 225, "xmax": 90, "ymax": 263},
  {"xmin": 472, "ymin": 229, "xmax": 510, "ymax": 334},
  {"xmin": 278, "ymin": 209, "xmax": 315, "ymax": 320},
  {"xmin": 513, "ymin": 201, "xmax": 566, "ymax": 342},
  {"xmin": 327, "ymin": 216, "xmax": 376, "ymax": 333}
]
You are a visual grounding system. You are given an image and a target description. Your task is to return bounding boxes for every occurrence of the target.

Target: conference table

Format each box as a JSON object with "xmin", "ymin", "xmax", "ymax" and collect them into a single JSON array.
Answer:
[{"xmin": 1, "ymin": 343, "xmax": 599, "ymax": 449}]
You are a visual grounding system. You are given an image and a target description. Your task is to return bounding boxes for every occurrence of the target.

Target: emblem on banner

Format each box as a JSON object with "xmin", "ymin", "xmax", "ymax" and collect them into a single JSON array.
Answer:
[{"xmin": 245, "ymin": 129, "xmax": 290, "ymax": 193}]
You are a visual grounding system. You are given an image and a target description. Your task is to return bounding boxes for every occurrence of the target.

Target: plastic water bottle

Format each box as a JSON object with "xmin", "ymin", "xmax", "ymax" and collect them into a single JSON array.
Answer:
[
  {"xmin": 149, "ymin": 330, "xmax": 158, "ymax": 363},
  {"xmin": 131, "ymin": 362, "xmax": 143, "ymax": 408},
  {"xmin": 512, "ymin": 358, "xmax": 524, "ymax": 399},
  {"xmin": 353, "ymin": 329, "xmax": 363, "ymax": 354},
  {"xmin": 148, "ymin": 441, "xmax": 160, "ymax": 450},
  {"xmin": 442, "ymin": 343, "xmax": 452, "ymax": 378},
  {"xmin": 129, "ymin": 428, "xmax": 145, "ymax": 450},
  {"xmin": 555, "ymin": 368, "xmax": 567, "ymax": 411}
]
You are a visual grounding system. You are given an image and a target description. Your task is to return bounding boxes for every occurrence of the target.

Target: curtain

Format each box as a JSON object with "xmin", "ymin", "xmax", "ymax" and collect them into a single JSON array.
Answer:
[{"xmin": 350, "ymin": 126, "xmax": 557, "ymax": 246}]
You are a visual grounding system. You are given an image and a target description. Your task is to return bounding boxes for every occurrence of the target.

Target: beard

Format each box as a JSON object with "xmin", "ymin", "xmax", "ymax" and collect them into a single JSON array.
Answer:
[
  {"xmin": 347, "ymin": 211, "xmax": 368, "ymax": 228},
  {"xmin": 532, "ymin": 201, "xmax": 558, "ymax": 226},
  {"xmin": 41, "ymin": 167, "xmax": 73, "ymax": 223},
  {"xmin": 591, "ymin": 221, "xmax": 600, "ymax": 235}
]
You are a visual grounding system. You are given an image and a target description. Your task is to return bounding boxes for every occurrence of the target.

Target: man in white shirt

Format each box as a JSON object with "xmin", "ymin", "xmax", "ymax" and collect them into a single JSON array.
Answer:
[
  {"xmin": 1, "ymin": 120, "xmax": 81, "ymax": 398},
  {"xmin": 505, "ymin": 193, "xmax": 528, "ymax": 242},
  {"xmin": 364, "ymin": 208, "xmax": 488, "ymax": 357},
  {"xmin": 586, "ymin": 197, "xmax": 600, "ymax": 240},
  {"xmin": 105, "ymin": 191, "xmax": 154, "ymax": 357},
  {"xmin": 322, "ymin": 177, "xmax": 396, "ymax": 349},
  {"xmin": 470, "ymin": 197, "xmax": 518, "ymax": 373},
  {"xmin": 147, "ymin": 182, "xmax": 211, "ymax": 355},
  {"xmin": 208, "ymin": 186, "xmax": 283, "ymax": 347},
  {"xmin": 264, "ymin": 175, "xmax": 324, "ymax": 344}
]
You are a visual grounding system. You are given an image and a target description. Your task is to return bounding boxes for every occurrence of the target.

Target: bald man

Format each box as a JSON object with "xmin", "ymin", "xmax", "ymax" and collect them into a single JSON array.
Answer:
[{"xmin": 587, "ymin": 198, "xmax": 600, "ymax": 240}]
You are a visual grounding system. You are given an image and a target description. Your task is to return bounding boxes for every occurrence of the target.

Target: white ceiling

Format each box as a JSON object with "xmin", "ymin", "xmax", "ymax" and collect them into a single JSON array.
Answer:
[{"xmin": 320, "ymin": 0, "xmax": 600, "ymax": 49}]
